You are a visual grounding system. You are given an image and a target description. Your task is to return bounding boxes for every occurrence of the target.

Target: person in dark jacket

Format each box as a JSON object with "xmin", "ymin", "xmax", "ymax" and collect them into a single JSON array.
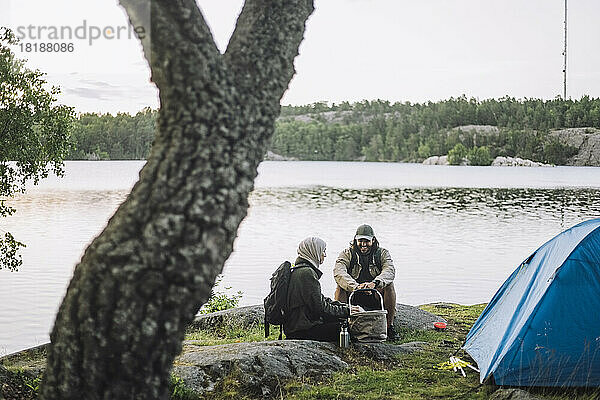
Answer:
[{"xmin": 285, "ymin": 237, "xmax": 358, "ymax": 342}]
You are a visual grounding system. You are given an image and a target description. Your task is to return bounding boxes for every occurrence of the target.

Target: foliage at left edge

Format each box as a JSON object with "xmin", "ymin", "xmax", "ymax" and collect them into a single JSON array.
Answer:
[{"xmin": 0, "ymin": 27, "xmax": 75, "ymax": 271}]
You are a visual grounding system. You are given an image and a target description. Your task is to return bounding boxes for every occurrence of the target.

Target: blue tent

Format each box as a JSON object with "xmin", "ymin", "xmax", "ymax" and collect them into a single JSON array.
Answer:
[{"xmin": 463, "ymin": 218, "xmax": 600, "ymax": 387}]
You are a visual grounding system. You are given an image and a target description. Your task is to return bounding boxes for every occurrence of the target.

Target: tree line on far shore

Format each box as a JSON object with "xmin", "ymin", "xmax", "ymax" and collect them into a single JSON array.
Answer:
[
  {"xmin": 68, "ymin": 108, "xmax": 156, "ymax": 160},
  {"xmin": 68, "ymin": 96, "xmax": 600, "ymax": 165}
]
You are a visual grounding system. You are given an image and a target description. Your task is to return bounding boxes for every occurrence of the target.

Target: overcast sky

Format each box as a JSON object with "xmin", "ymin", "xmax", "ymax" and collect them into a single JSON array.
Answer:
[{"xmin": 2, "ymin": 0, "xmax": 600, "ymax": 114}]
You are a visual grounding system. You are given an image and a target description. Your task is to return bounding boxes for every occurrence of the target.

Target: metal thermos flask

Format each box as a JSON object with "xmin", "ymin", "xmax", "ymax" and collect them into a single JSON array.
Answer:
[{"xmin": 339, "ymin": 321, "xmax": 350, "ymax": 348}]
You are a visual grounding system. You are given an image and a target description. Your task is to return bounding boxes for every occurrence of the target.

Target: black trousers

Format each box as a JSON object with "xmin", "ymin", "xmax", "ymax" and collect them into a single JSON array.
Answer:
[{"xmin": 285, "ymin": 321, "xmax": 342, "ymax": 342}]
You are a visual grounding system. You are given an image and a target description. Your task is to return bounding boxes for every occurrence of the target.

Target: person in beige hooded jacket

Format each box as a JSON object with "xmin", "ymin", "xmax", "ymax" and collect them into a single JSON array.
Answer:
[{"xmin": 333, "ymin": 224, "xmax": 397, "ymax": 339}]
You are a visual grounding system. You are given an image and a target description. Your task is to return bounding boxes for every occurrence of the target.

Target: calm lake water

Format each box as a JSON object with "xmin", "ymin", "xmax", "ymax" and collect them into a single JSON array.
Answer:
[{"xmin": 1, "ymin": 161, "xmax": 600, "ymax": 356}]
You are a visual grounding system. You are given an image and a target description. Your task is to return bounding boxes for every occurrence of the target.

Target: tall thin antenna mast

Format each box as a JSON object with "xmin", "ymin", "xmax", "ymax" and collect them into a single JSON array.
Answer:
[{"xmin": 563, "ymin": 0, "xmax": 567, "ymax": 99}]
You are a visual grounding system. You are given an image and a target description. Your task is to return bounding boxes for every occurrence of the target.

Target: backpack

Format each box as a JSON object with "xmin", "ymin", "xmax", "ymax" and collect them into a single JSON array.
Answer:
[{"xmin": 263, "ymin": 261, "xmax": 309, "ymax": 339}]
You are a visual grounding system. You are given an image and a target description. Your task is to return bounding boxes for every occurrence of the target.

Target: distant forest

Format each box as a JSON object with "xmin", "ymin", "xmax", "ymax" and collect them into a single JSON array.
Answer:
[
  {"xmin": 67, "ymin": 96, "xmax": 600, "ymax": 165},
  {"xmin": 68, "ymin": 108, "xmax": 155, "ymax": 160}
]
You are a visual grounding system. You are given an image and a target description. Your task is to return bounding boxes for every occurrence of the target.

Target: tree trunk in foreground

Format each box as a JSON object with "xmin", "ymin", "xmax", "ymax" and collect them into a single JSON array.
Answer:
[{"xmin": 40, "ymin": 1, "xmax": 314, "ymax": 398}]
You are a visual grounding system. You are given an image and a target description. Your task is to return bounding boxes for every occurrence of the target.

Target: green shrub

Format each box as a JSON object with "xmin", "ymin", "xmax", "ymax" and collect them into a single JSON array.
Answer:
[
  {"xmin": 467, "ymin": 146, "xmax": 492, "ymax": 166},
  {"xmin": 169, "ymin": 375, "xmax": 199, "ymax": 400},
  {"xmin": 447, "ymin": 143, "xmax": 468, "ymax": 165},
  {"xmin": 199, "ymin": 276, "xmax": 243, "ymax": 314},
  {"xmin": 417, "ymin": 143, "xmax": 432, "ymax": 159}
]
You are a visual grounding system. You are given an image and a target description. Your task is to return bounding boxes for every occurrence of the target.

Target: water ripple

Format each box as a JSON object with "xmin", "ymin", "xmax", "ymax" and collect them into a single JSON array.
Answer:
[{"xmin": 250, "ymin": 187, "xmax": 600, "ymax": 220}]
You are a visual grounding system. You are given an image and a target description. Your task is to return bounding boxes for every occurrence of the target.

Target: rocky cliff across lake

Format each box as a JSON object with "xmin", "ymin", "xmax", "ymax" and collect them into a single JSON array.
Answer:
[
  {"xmin": 422, "ymin": 125, "xmax": 600, "ymax": 167},
  {"xmin": 421, "ymin": 124, "xmax": 600, "ymax": 167},
  {"xmin": 550, "ymin": 127, "xmax": 600, "ymax": 166}
]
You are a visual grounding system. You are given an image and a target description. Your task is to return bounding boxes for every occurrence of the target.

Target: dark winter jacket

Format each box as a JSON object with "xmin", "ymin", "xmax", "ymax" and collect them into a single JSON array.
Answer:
[{"xmin": 284, "ymin": 257, "xmax": 350, "ymax": 336}]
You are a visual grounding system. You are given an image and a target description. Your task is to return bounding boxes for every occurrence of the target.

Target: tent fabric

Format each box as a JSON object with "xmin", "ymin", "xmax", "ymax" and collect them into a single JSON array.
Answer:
[{"xmin": 463, "ymin": 218, "xmax": 600, "ymax": 387}]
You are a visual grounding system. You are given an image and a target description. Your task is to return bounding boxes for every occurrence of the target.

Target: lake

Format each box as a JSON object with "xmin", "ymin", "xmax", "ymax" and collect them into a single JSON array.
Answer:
[{"xmin": 1, "ymin": 161, "xmax": 600, "ymax": 356}]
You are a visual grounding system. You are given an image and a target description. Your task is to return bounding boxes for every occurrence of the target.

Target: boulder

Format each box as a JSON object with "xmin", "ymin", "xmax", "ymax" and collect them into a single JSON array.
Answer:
[
  {"xmin": 173, "ymin": 340, "xmax": 346, "ymax": 396},
  {"xmin": 173, "ymin": 339, "xmax": 425, "ymax": 396},
  {"xmin": 489, "ymin": 388, "xmax": 544, "ymax": 400},
  {"xmin": 393, "ymin": 303, "xmax": 446, "ymax": 331},
  {"xmin": 191, "ymin": 303, "xmax": 447, "ymax": 332},
  {"xmin": 190, "ymin": 305, "xmax": 264, "ymax": 331},
  {"xmin": 422, "ymin": 155, "xmax": 449, "ymax": 165},
  {"xmin": 423, "ymin": 155, "xmax": 439, "ymax": 165},
  {"xmin": 491, "ymin": 156, "xmax": 551, "ymax": 167}
]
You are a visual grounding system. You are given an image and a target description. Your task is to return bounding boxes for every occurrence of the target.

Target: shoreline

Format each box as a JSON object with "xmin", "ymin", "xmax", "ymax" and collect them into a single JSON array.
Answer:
[{"xmin": 58, "ymin": 158, "xmax": 600, "ymax": 168}]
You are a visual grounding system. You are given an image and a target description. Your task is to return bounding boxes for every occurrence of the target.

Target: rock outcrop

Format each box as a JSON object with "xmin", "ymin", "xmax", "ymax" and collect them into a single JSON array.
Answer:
[
  {"xmin": 190, "ymin": 305, "xmax": 265, "ymax": 331},
  {"xmin": 180, "ymin": 304, "xmax": 444, "ymax": 395},
  {"xmin": 289, "ymin": 110, "xmax": 355, "ymax": 123},
  {"xmin": 173, "ymin": 339, "xmax": 426, "ymax": 397},
  {"xmin": 393, "ymin": 303, "xmax": 446, "ymax": 330},
  {"xmin": 174, "ymin": 340, "xmax": 342, "ymax": 396},
  {"xmin": 550, "ymin": 127, "xmax": 600, "ymax": 166},
  {"xmin": 452, "ymin": 125, "xmax": 500, "ymax": 136},
  {"xmin": 191, "ymin": 303, "xmax": 446, "ymax": 333},
  {"xmin": 491, "ymin": 156, "xmax": 551, "ymax": 167},
  {"xmin": 423, "ymin": 155, "xmax": 552, "ymax": 167},
  {"xmin": 263, "ymin": 150, "xmax": 298, "ymax": 161},
  {"xmin": 422, "ymin": 155, "xmax": 449, "ymax": 165}
]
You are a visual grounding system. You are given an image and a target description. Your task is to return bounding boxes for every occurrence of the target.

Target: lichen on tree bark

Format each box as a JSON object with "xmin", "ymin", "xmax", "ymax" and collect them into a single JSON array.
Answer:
[{"xmin": 40, "ymin": 1, "xmax": 314, "ymax": 398}]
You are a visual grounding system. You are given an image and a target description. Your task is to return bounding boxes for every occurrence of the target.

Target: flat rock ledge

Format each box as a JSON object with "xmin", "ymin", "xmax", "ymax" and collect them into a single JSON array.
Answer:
[
  {"xmin": 173, "ymin": 340, "xmax": 426, "ymax": 397},
  {"xmin": 191, "ymin": 303, "xmax": 446, "ymax": 333}
]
